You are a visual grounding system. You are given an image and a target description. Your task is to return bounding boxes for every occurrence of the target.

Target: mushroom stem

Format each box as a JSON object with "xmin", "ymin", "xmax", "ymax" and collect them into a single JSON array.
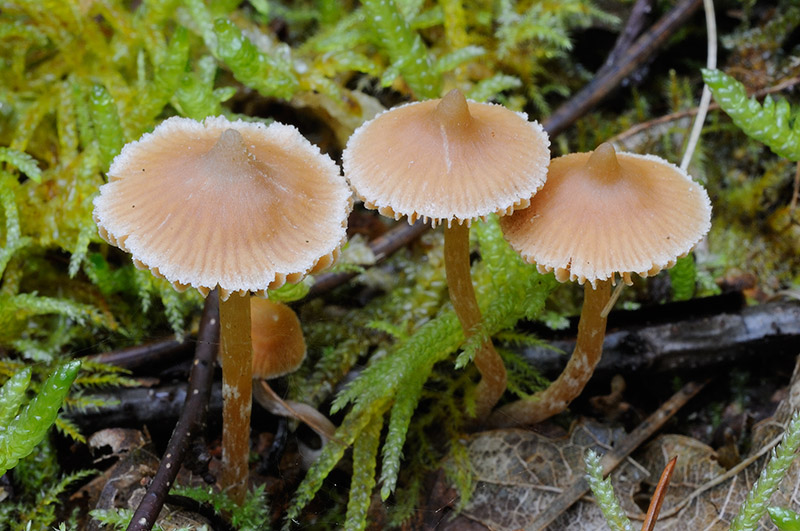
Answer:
[
  {"xmin": 444, "ymin": 222, "xmax": 507, "ymax": 421},
  {"xmin": 488, "ymin": 279, "xmax": 612, "ymax": 428},
  {"xmin": 253, "ymin": 380, "xmax": 337, "ymax": 442},
  {"xmin": 219, "ymin": 293, "xmax": 253, "ymax": 504}
]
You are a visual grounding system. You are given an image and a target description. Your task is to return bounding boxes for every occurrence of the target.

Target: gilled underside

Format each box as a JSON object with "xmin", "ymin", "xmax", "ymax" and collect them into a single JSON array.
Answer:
[
  {"xmin": 500, "ymin": 146, "xmax": 712, "ymax": 286},
  {"xmin": 93, "ymin": 117, "xmax": 351, "ymax": 299}
]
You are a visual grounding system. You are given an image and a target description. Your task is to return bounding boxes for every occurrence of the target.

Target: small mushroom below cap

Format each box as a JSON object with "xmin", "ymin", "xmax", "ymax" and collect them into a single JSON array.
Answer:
[
  {"xmin": 251, "ymin": 298, "xmax": 306, "ymax": 380},
  {"xmin": 250, "ymin": 298, "xmax": 336, "ymax": 446}
]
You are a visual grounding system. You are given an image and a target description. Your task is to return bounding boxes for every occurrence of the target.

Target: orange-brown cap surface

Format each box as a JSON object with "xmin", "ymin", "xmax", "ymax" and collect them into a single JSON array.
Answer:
[
  {"xmin": 93, "ymin": 116, "xmax": 352, "ymax": 300},
  {"xmin": 342, "ymin": 89, "xmax": 550, "ymax": 226},
  {"xmin": 251, "ymin": 298, "xmax": 306, "ymax": 379},
  {"xmin": 500, "ymin": 143, "xmax": 712, "ymax": 286}
]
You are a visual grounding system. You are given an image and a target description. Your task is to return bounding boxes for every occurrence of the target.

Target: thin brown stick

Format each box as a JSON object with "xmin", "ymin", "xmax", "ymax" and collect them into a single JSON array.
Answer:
[
  {"xmin": 305, "ymin": 219, "xmax": 429, "ymax": 298},
  {"xmin": 609, "ymin": 76, "xmax": 800, "ymax": 146},
  {"xmin": 641, "ymin": 456, "xmax": 677, "ymax": 531},
  {"xmin": 544, "ymin": 0, "xmax": 703, "ymax": 138},
  {"xmin": 87, "ymin": 337, "xmax": 191, "ymax": 370},
  {"xmin": 528, "ymin": 380, "xmax": 707, "ymax": 531},
  {"xmin": 791, "ymin": 161, "xmax": 799, "ymax": 211},
  {"xmin": 601, "ymin": 0, "xmax": 656, "ymax": 73},
  {"xmin": 127, "ymin": 291, "xmax": 219, "ymax": 531}
]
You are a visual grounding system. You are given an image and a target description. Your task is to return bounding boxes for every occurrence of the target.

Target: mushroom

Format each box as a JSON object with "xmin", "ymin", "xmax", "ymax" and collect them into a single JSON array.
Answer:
[
  {"xmin": 251, "ymin": 298, "xmax": 307, "ymax": 380},
  {"xmin": 489, "ymin": 142, "xmax": 711, "ymax": 427},
  {"xmin": 92, "ymin": 116, "xmax": 351, "ymax": 502},
  {"xmin": 249, "ymin": 298, "xmax": 336, "ymax": 443},
  {"xmin": 342, "ymin": 89, "xmax": 550, "ymax": 420}
]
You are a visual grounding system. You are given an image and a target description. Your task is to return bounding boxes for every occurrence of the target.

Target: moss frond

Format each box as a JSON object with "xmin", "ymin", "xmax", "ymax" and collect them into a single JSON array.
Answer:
[
  {"xmin": 0, "ymin": 147, "xmax": 42, "ymax": 182},
  {"xmin": 0, "ymin": 361, "xmax": 81, "ymax": 475},
  {"xmin": 345, "ymin": 412, "xmax": 383, "ymax": 530},
  {"xmin": 467, "ymin": 74, "xmax": 523, "ymax": 102},
  {"xmin": 0, "ymin": 367, "xmax": 31, "ymax": 427},
  {"xmin": 768, "ymin": 506, "xmax": 800, "ymax": 530},
  {"xmin": 731, "ymin": 409, "xmax": 800, "ymax": 530},
  {"xmin": 0, "ymin": 293, "xmax": 105, "ymax": 345},
  {"xmin": 212, "ymin": 18, "xmax": 299, "ymax": 100},
  {"xmin": 379, "ymin": 365, "xmax": 430, "ymax": 499},
  {"xmin": 703, "ymin": 68, "xmax": 800, "ymax": 161},
  {"xmin": 88, "ymin": 84, "xmax": 126, "ymax": 169},
  {"xmin": 285, "ymin": 402, "xmax": 392, "ymax": 528},
  {"xmin": 361, "ymin": 0, "xmax": 440, "ymax": 99},
  {"xmin": 17, "ymin": 468, "xmax": 96, "ymax": 528},
  {"xmin": 174, "ymin": 484, "xmax": 271, "ymax": 529},
  {"xmin": 584, "ymin": 449, "xmax": 634, "ymax": 531},
  {"xmin": 129, "ymin": 26, "xmax": 190, "ymax": 129},
  {"xmin": 669, "ymin": 255, "xmax": 698, "ymax": 301}
]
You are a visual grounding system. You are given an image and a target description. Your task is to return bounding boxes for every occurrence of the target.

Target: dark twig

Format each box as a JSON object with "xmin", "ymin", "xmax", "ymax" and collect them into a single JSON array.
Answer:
[
  {"xmin": 127, "ymin": 291, "xmax": 220, "ymax": 531},
  {"xmin": 305, "ymin": 218, "xmax": 429, "ymax": 299},
  {"xmin": 519, "ymin": 299, "xmax": 800, "ymax": 377},
  {"xmin": 530, "ymin": 380, "xmax": 707, "ymax": 531},
  {"xmin": 258, "ymin": 416, "xmax": 289, "ymax": 475},
  {"xmin": 87, "ymin": 336, "xmax": 192, "ymax": 370},
  {"xmin": 544, "ymin": 0, "xmax": 703, "ymax": 138},
  {"xmin": 601, "ymin": 0, "xmax": 655, "ymax": 73},
  {"xmin": 609, "ymin": 76, "xmax": 800, "ymax": 146}
]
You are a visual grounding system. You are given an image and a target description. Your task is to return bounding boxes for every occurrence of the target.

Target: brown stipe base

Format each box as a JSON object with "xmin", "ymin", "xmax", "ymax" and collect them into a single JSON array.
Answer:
[{"xmin": 488, "ymin": 280, "xmax": 612, "ymax": 428}]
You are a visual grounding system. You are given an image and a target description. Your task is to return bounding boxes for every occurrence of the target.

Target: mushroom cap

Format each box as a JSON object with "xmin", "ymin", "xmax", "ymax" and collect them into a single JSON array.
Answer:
[
  {"xmin": 92, "ymin": 116, "xmax": 352, "ymax": 300},
  {"xmin": 342, "ymin": 89, "xmax": 550, "ymax": 227},
  {"xmin": 500, "ymin": 143, "xmax": 712, "ymax": 286},
  {"xmin": 251, "ymin": 298, "xmax": 306, "ymax": 379}
]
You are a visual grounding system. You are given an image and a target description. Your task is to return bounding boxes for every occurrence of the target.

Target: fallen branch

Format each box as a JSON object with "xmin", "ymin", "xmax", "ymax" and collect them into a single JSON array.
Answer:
[
  {"xmin": 87, "ymin": 337, "xmax": 192, "ymax": 371},
  {"xmin": 305, "ymin": 218, "xmax": 429, "ymax": 299},
  {"xmin": 519, "ymin": 298, "xmax": 800, "ymax": 377},
  {"xmin": 544, "ymin": 0, "xmax": 703, "ymax": 138},
  {"xmin": 71, "ymin": 299, "xmax": 800, "ymax": 430}
]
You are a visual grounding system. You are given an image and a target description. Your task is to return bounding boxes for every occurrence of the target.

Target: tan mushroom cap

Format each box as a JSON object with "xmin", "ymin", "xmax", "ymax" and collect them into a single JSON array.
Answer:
[
  {"xmin": 251, "ymin": 298, "xmax": 306, "ymax": 379},
  {"xmin": 93, "ymin": 116, "xmax": 352, "ymax": 301},
  {"xmin": 342, "ymin": 89, "xmax": 550, "ymax": 227},
  {"xmin": 500, "ymin": 143, "xmax": 712, "ymax": 286}
]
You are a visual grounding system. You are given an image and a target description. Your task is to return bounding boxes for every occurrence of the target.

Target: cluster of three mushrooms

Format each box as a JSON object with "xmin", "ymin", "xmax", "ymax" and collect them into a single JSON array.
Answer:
[{"xmin": 94, "ymin": 91, "xmax": 711, "ymax": 508}]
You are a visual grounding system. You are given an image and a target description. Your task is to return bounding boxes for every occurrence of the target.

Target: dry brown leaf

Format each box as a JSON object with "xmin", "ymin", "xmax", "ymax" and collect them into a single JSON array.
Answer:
[
  {"xmin": 457, "ymin": 420, "xmax": 647, "ymax": 530},
  {"xmin": 455, "ymin": 358, "xmax": 800, "ymax": 530}
]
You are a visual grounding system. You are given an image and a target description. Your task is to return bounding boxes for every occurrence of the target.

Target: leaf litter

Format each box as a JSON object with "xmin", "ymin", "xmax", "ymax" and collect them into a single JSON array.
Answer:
[{"xmin": 450, "ymin": 357, "xmax": 800, "ymax": 530}]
